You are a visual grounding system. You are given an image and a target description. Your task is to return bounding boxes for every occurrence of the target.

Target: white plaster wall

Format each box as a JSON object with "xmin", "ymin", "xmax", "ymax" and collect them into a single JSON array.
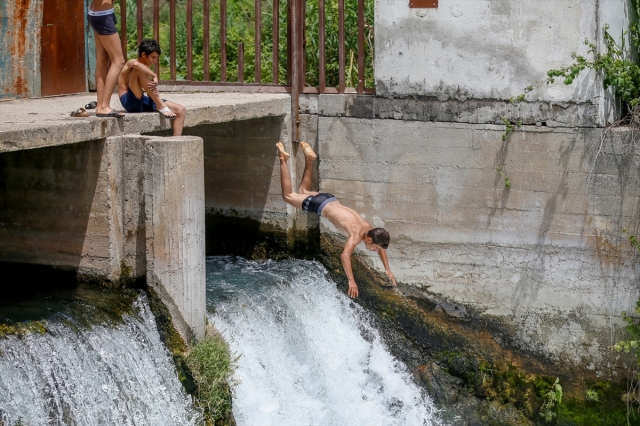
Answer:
[{"xmin": 375, "ymin": 0, "xmax": 627, "ymax": 113}]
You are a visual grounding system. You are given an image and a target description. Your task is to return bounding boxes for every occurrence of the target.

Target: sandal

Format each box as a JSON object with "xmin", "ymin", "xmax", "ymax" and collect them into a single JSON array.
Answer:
[
  {"xmin": 70, "ymin": 107, "xmax": 90, "ymax": 117},
  {"xmin": 96, "ymin": 110, "xmax": 125, "ymax": 118},
  {"xmin": 85, "ymin": 101, "xmax": 97, "ymax": 110}
]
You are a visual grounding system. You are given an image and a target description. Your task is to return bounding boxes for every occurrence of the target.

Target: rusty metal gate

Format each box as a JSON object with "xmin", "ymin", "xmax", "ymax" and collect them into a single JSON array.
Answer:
[
  {"xmin": 41, "ymin": 0, "xmax": 86, "ymax": 96},
  {"xmin": 116, "ymin": 0, "xmax": 374, "ymax": 141}
]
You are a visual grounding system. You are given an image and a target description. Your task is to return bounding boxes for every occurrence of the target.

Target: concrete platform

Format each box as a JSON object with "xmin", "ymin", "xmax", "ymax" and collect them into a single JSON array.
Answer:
[{"xmin": 0, "ymin": 92, "xmax": 290, "ymax": 153}]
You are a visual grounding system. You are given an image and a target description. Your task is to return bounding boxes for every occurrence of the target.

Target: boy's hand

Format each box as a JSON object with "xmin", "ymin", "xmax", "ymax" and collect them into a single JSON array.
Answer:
[
  {"xmin": 385, "ymin": 270, "xmax": 397, "ymax": 286},
  {"xmin": 147, "ymin": 76, "xmax": 159, "ymax": 96},
  {"xmin": 348, "ymin": 279, "xmax": 359, "ymax": 298}
]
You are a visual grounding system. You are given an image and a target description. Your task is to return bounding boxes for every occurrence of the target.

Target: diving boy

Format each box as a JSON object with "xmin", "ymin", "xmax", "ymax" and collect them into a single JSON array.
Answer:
[{"xmin": 276, "ymin": 141, "xmax": 397, "ymax": 298}]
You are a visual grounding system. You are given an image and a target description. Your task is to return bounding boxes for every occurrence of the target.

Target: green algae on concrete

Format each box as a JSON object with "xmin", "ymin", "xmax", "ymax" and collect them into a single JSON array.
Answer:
[
  {"xmin": 0, "ymin": 283, "xmax": 140, "ymax": 339},
  {"xmin": 317, "ymin": 233, "xmax": 631, "ymax": 425},
  {"xmin": 146, "ymin": 286, "xmax": 236, "ymax": 426}
]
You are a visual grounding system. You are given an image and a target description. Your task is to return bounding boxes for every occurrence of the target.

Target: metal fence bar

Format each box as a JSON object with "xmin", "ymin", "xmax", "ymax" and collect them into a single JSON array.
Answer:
[
  {"xmin": 338, "ymin": 0, "xmax": 345, "ymax": 93},
  {"xmin": 153, "ymin": 0, "xmax": 160, "ymax": 78},
  {"xmin": 187, "ymin": 0, "xmax": 193, "ymax": 80},
  {"xmin": 203, "ymin": 0, "xmax": 210, "ymax": 81},
  {"xmin": 357, "ymin": 0, "xmax": 364, "ymax": 93},
  {"xmin": 318, "ymin": 0, "xmax": 325, "ymax": 94},
  {"xmin": 120, "ymin": 0, "xmax": 127, "ymax": 55},
  {"xmin": 300, "ymin": 0, "xmax": 306, "ymax": 89},
  {"xmin": 272, "ymin": 0, "xmax": 279, "ymax": 83},
  {"xmin": 220, "ymin": 0, "xmax": 227, "ymax": 81},
  {"xmin": 255, "ymin": 0, "xmax": 262, "ymax": 83},
  {"xmin": 119, "ymin": 0, "xmax": 372, "ymax": 94},
  {"xmin": 238, "ymin": 42, "xmax": 245, "ymax": 83},
  {"xmin": 170, "ymin": 0, "xmax": 176, "ymax": 80},
  {"xmin": 290, "ymin": 0, "xmax": 301, "ymax": 142},
  {"xmin": 286, "ymin": 0, "xmax": 291, "ymax": 85},
  {"xmin": 136, "ymin": 0, "xmax": 143, "ymax": 45}
]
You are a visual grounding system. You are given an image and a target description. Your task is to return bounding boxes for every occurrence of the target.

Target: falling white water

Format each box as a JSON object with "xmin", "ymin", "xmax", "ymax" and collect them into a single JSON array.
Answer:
[
  {"xmin": 0, "ymin": 294, "xmax": 202, "ymax": 426},
  {"xmin": 206, "ymin": 256, "xmax": 442, "ymax": 426}
]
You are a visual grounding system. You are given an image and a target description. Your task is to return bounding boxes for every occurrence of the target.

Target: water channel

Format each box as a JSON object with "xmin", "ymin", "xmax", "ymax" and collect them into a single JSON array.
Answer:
[{"xmin": 0, "ymin": 258, "xmax": 441, "ymax": 425}]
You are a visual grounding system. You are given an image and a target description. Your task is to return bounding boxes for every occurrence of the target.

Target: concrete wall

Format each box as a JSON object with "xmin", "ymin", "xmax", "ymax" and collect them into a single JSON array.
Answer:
[
  {"xmin": 144, "ymin": 136, "xmax": 206, "ymax": 342},
  {"xmin": 375, "ymin": 0, "xmax": 630, "ymax": 125},
  {"xmin": 300, "ymin": 94, "xmax": 640, "ymax": 375},
  {"xmin": 172, "ymin": 115, "xmax": 295, "ymax": 255},
  {"xmin": 0, "ymin": 134, "xmax": 207, "ymax": 341}
]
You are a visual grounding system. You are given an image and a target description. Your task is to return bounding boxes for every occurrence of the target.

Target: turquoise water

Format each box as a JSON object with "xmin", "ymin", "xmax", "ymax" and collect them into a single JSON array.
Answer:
[{"xmin": 206, "ymin": 256, "xmax": 441, "ymax": 425}]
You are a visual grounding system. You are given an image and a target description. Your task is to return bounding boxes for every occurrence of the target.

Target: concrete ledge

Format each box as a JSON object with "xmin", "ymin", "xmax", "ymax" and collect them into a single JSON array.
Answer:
[
  {"xmin": 0, "ymin": 92, "xmax": 290, "ymax": 153},
  {"xmin": 299, "ymin": 94, "xmax": 599, "ymax": 127}
]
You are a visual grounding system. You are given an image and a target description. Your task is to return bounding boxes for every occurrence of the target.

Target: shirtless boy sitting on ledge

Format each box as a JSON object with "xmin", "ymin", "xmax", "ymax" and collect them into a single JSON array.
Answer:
[
  {"xmin": 276, "ymin": 141, "xmax": 397, "ymax": 298},
  {"xmin": 118, "ymin": 39, "xmax": 186, "ymax": 136}
]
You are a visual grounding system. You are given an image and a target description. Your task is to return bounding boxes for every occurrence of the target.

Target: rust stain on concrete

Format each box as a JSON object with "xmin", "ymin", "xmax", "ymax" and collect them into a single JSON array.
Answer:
[
  {"xmin": 11, "ymin": 0, "xmax": 31, "ymax": 96},
  {"xmin": 1, "ymin": 0, "xmax": 42, "ymax": 98}
]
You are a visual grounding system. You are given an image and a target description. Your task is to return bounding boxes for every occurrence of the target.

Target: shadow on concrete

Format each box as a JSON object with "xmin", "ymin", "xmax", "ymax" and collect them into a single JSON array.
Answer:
[{"xmin": 0, "ymin": 141, "xmax": 103, "ymax": 291}]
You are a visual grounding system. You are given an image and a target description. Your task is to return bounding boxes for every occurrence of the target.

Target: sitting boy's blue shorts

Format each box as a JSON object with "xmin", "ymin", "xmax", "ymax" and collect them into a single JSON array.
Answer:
[{"xmin": 119, "ymin": 87, "xmax": 158, "ymax": 112}]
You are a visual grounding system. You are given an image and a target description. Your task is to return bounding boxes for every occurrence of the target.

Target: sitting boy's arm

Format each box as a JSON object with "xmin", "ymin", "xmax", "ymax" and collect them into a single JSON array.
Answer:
[{"xmin": 129, "ymin": 60, "xmax": 159, "ymax": 95}]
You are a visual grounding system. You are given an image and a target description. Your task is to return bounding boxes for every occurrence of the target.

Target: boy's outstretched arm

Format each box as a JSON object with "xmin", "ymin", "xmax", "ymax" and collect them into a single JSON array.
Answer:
[
  {"xmin": 377, "ymin": 249, "xmax": 397, "ymax": 286},
  {"xmin": 341, "ymin": 238, "xmax": 360, "ymax": 298}
]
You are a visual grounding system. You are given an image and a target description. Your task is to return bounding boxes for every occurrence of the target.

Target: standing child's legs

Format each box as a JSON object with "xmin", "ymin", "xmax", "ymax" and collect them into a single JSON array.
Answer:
[{"xmin": 94, "ymin": 33, "xmax": 125, "ymax": 116}]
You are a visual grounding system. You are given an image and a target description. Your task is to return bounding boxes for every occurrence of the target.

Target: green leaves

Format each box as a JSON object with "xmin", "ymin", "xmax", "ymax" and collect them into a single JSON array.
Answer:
[{"xmin": 546, "ymin": 24, "xmax": 640, "ymax": 106}]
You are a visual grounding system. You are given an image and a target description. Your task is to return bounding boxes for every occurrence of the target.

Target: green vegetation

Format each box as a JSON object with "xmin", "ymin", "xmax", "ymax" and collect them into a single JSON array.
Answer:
[
  {"xmin": 185, "ymin": 326, "xmax": 238, "ymax": 424},
  {"xmin": 114, "ymin": 0, "xmax": 374, "ymax": 88}
]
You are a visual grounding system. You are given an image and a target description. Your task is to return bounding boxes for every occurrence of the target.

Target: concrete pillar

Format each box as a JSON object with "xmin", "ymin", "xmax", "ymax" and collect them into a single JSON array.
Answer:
[{"xmin": 144, "ymin": 136, "xmax": 206, "ymax": 342}]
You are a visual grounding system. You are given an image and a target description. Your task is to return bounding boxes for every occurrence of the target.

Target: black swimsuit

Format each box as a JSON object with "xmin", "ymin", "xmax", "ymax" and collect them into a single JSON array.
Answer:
[
  {"xmin": 87, "ymin": 8, "xmax": 118, "ymax": 36},
  {"xmin": 302, "ymin": 193, "xmax": 337, "ymax": 216}
]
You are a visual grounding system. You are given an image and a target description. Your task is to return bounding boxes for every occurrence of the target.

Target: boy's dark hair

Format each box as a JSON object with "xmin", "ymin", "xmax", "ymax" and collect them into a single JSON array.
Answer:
[
  {"xmin": 367, "ymin": 228, "xmax": 390, "ymax": 249},
  {"xmin": 138, "ymin": 39, "xmax": 162, "ymax": 57}
]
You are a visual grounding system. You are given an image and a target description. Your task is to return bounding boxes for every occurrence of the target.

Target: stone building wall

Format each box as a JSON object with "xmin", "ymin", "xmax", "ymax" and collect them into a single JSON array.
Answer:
[{"xmin": 300, "ymin": 94, "xmax": 640, "ymax": 375}]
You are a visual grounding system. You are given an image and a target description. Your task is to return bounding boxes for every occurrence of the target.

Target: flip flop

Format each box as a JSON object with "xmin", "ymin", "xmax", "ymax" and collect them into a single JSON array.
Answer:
[
  {"xmin": 96, "ymin": 110, "xmax": 125, "ymax": 118},
  {"xmin": 85, "ymin": 101, "xmax": 97, "ymax": 110},
  {"xmin": 70, "ymin": 107, "xmax": 90, "ymax": 117}
]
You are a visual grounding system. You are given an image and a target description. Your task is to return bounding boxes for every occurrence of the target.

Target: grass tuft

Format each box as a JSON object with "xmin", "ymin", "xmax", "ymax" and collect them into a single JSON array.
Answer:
[{"xmin": 185, "ymin": 326, "xmax": 239, "ymax": 423}]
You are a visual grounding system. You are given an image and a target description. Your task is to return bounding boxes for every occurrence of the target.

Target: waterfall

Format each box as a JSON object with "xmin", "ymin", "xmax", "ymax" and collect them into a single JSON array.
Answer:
[
  {"xmin": 0, "ymin": 294, "xmax": 202, "ymax": 426},
  {"xmin": 206, "ymin": 256, "xmax": 441, "ymax": 426}
]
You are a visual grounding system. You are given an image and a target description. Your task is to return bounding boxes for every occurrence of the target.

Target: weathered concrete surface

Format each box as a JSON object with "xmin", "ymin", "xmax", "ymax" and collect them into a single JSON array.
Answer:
[
  {"xmin": 0, "ymin": 135, "xmax": 147, "ymax": 282},
  {"xmin": 144, "ymin": 136, "xmax": 206, "ymax": 342},
  {"xmin": 0, "ymin": 92, "xmax": 290, "ymax": 153},
  {"xmin": 167, "ymin": 115, "xmax": 292, "ymax": 232},
  {"xmin": 375, "ymin": 0, "xmax": 627, "ymax": 125},
  {"xmin": 305, "ymin": 110, "xmax": 640, "ymax": 376},
  {"xmin": 0, "ymin": 0, "xmax": 43, "ymax": 99},
  {"xmin": 300, "ymin": 93, "xmax": 601, "ymax": 127}
]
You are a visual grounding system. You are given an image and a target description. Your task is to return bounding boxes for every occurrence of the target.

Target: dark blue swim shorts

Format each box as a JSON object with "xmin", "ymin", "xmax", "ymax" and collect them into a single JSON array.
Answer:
[
  {"xmin": 302, "ymin": 193, "xmax": 337, "ymax": 216},
  {"xmin": 87, "ymin": 10, "xmax": 118, "ymax": 36},
  {"xmin": 119, "ymin": 87, "xmax": 158, "ymax": 113}
]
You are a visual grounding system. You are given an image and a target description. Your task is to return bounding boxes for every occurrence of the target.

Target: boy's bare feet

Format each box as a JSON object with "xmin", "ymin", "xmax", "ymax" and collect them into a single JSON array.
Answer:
[
  {"xmin": 299, "ymin": 141, "xmax": 317, "ymax": 160},
  {"xmin": 276, "ymin": 142, "xmax": 290, "ymax": 160}
]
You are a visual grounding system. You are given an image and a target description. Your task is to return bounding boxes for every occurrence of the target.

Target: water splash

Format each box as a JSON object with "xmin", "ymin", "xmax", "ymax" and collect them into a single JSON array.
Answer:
[
  {"xmin": 0, "ymin": 294, "xmax": 202, "ymax": 426},
  {"xmin": 207, "ymin": 257, "xmax": 442, "ymax": 426}
]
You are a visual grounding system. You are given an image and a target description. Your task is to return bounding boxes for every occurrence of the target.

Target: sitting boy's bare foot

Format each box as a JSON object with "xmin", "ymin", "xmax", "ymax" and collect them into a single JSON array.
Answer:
[
  {"xmin": 299, "ymin": 141, "xmax": 317, "ymax": 160},
  {"xmin": 276, "ymin": 142, "xmax": 290, "ymax": 160}
]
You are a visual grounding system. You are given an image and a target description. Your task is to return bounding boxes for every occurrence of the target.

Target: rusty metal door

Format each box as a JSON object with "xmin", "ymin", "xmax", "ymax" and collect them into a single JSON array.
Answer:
[{"xmin": 41, "ymin": 0, "xmax": 86, "ymax": 96}]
